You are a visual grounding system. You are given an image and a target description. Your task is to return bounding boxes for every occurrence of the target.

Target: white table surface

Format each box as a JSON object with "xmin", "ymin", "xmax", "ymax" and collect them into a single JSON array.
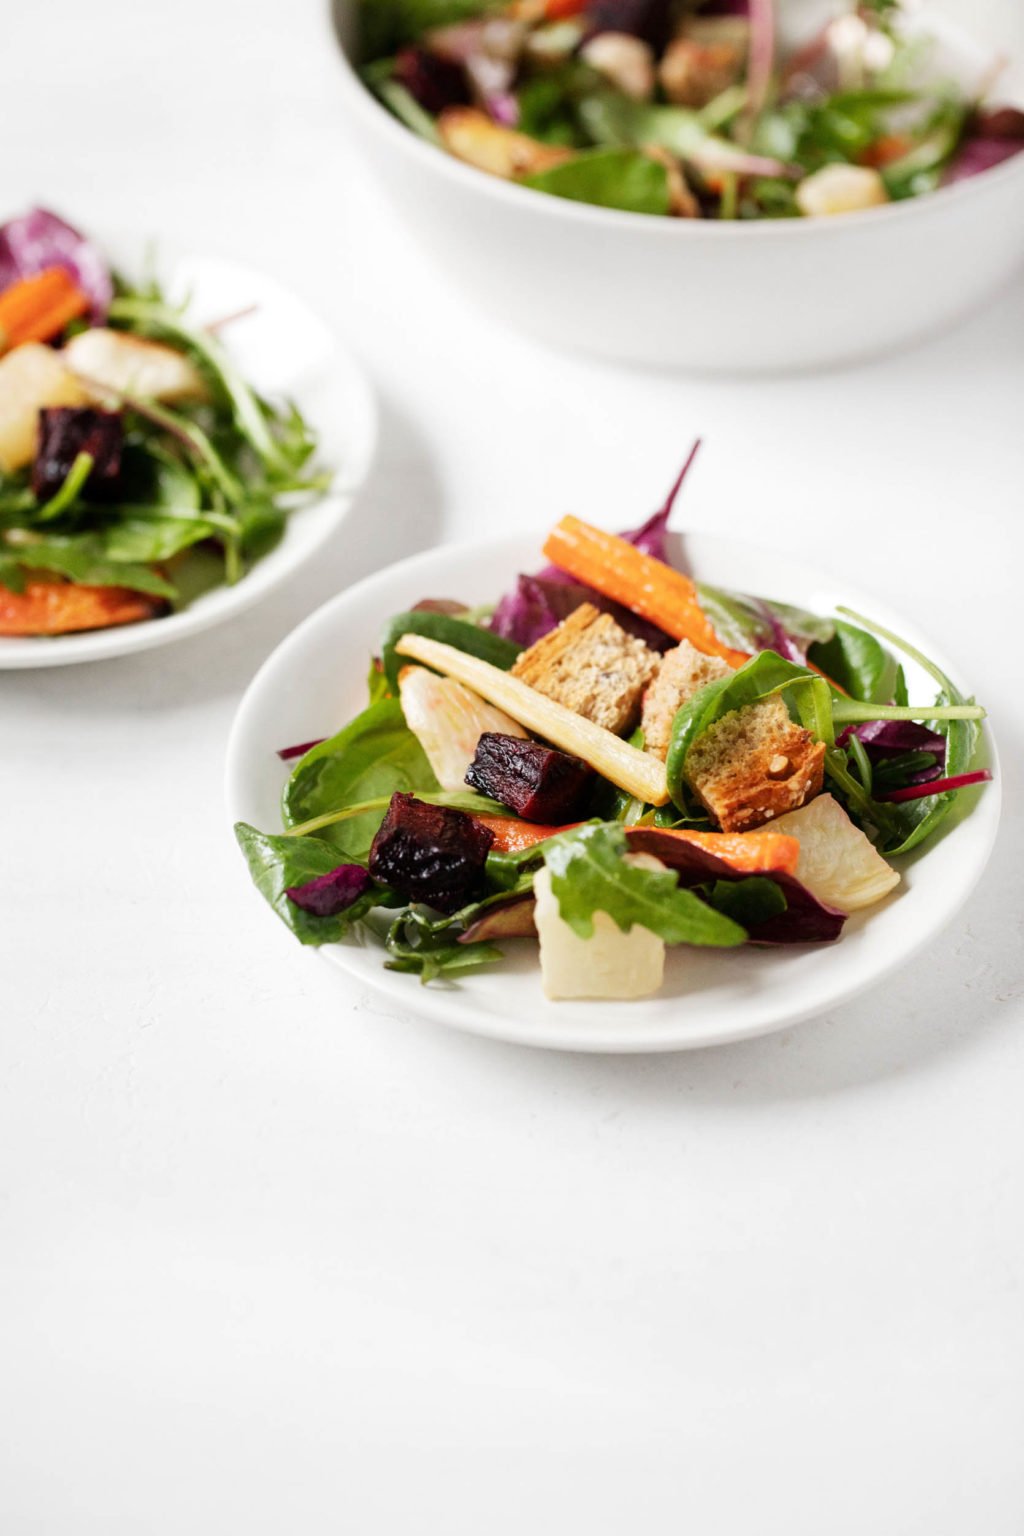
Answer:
[{"xmin": 3, "ymin": 2, "xmax": 1023, "ymax": 1531}]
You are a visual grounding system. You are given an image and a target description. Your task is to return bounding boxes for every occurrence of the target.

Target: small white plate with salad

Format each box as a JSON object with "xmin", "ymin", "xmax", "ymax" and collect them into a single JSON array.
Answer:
[
  {"xmin": 226, "ymin": 457, "xmax": 999, "ymax": 1052},
  {"xmin": 0, "ymin": 208, "xmax": 376, "ymax": 668}
]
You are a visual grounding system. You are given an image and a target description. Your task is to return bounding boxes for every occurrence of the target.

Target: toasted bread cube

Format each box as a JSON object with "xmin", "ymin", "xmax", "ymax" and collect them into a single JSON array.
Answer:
[
  {"xmin": 641, "ymin": 639, "xmax": 733, "ymax": 761},
  {"xmin": 510, "ymin": 602, "xmax": 659, "ymax": 736},
  {"xmin": 659, "ymin": 36, "xmax": 745, "ymax": 108},
  {"xmin": 685, "ymin": 696, "xmax": 825, "ymax": 833},
  {"xmin": 438, "ymin": 107, "xmax": 574, "ymax": 180}
]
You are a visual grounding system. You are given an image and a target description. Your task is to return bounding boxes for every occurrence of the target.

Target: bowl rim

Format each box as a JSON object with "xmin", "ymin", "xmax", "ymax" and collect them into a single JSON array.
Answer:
[{"xmin": 326, "ymin": 0, "xmax": 1024, "ymax": 240}]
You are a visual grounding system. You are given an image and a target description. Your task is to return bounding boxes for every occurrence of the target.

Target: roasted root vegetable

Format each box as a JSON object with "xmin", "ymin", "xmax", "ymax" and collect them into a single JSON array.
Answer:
[
  {"xmin": 63, "ymin": 328, "xmax": 208, "ymax": 403},
  {"xmin": 368, "ymin": 792, "xmax": 495, "ymax": 913},
  {"xmin": 395, "ymin": 632, "xmax": 671, "ymax": 806},
  {"xmin": 32, "ymin": 407, "xmax": 123, "ymax": 499},
  {"xmin": 0, "ymin": 579, "xmax": 160, "ymax": 636},
  {"xmin": 0, "ymin": 267, "xmax": 89, "ymax": 354},
  {"xmin": 437, "ymin": 107, "xmax": 574, "ymax": 179},
  {"xmin": 625, "ymin": 825, "xmax": 800, "ymax": 879},
  {"xmin": 398, "ymin": 665, "xmax": 527, "ymax": 791},
  {"xmin": 750, "ymin": 794, "xmax": 899, "ymax": 913},
  {"xmin": 542, "ymin": 517, "xmax": 749, "ymax": 667},
  {"xmin": 470, "ymin": 814, "xmax": 578, "ymax": 853},
  {"xmin": 0, "ymin": 343, "xmax": 88, "ymax": 471},
  {"xmin": 534, "ymin": 858, "xmax": 666, "ymax": 1000},
  {"xmin": 465, "ymin": 732, "xmax": 592, "ymax": 822}
]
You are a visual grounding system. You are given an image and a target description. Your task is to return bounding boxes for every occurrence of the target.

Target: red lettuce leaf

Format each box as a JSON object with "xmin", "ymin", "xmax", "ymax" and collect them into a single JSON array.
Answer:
[{"xmin": 0, "ymin": 207, "xmax": 113, "ymax": 319}]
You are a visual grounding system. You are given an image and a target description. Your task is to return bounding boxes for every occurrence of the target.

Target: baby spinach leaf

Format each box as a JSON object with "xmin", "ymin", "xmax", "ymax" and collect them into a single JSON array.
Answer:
[
  {"xmin": 809, "ymin": 618, "xmax": 900, "ymax": 704},
  {"xmin": 522, "ymin": 149, "xmax": 671, "ymax": 216},
  {"xmin": 665, "ymin": 651, "xmax": 835, "ymax": 810},
  {"xmin": 705, "ymin": 876, "xmax": 788, "ymax": 927},
  {"xmin": 380, "ymin": 609, "xmax": 520, "ymax": 690},
  {"xmin": 283, "ymin": 698, "xmax": 440, "ymax": 859},
  {"xmin": 543, "ymin": 823, "xmax": 746, "ymax": 947},
  {"xmin": 235, "ymin": 823, "xmax": 388, "ymax": 946}
]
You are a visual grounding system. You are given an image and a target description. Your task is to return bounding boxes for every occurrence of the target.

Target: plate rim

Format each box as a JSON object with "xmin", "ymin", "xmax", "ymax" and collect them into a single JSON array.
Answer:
[
  {"xmin": 0, "ymin": 243, "xmax": 378, "ymax": 669},
  {"xmin": 224, "ymin": 529, "xmax": 1002, "ymax": 1053}
]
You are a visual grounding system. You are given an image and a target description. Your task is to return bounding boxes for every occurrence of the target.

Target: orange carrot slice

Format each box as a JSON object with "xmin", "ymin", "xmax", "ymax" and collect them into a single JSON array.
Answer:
[
  {"xmin": 0, "ymin": 579, "xmax": 160, "ymax": 635},
  {"xmin": 542, "ymin": 516, "xmax": 750, "ymax": 667},
  {"xmin": 626, "ymin": 825, "xmax": 800, "ymax": 877},
  {"xmin": 0, "ymin": 267, "xmax": 90, "ymax": 353},
  {"xmin": 472, "ymin": 814, "xmax": 580, "ymax": 853}
]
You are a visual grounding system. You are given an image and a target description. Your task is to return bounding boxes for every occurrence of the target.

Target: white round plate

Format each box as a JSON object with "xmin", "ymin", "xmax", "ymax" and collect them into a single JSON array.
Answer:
[
  {"xmin": 225, "ymin": 532, "xmax": 1000, "ymax": 1053},
  {"xmin": 0, "ymin": 241, "xmax": 377, "ymax": 668}
]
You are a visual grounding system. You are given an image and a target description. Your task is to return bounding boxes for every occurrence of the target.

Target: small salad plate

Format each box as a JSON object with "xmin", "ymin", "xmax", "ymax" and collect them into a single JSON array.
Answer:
[
  {"xmin": 0, "ymin": 224, "xmax": 376, "ymax": 668},
  {"xmin": 224, "ymin": 530, "xmax": 1000, "ymax": 1053}
]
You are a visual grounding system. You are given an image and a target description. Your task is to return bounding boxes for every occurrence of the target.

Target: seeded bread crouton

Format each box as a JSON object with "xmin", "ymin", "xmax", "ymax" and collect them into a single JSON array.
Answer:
[
  {"xmin": 641, "ymin": 640, "xmax": 733, "ymax": 761},
  {"xmin": 510, "ymin": 602, "xmax": 659, "ymax": 736},
  {"xmin": 685, "ymin": 696, "xmax": 826, "ymax": 832}
]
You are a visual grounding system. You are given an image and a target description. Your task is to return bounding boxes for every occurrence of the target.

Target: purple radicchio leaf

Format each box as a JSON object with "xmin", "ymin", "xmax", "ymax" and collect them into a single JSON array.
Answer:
[
  {"xmin": 625, "ymin": 827, "xmax": 845, "ymax": 944},
  {"xmin": 836, "ymin": 719, "xmax": 946, "ymax": 783},
  {"xmin": 944, "ymin": 107, "xmax": 1024, "ymax": 185},
  {"xmin": 490, "ymin": 441, "xmax": 701, "ymax": 648},
  {"xmin": 285, "ymin": 863, "xmax": 372, "ymax": 916},
  {"xmin": 0, "ymin": 207, "xmax": 113, "ymax": 319}
]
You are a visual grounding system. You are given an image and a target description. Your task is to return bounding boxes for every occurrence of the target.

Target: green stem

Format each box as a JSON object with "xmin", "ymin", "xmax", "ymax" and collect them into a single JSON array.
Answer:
[
  {"xmin": 35, "ymin": 452, "xmax": 94, "ymax": 521},
  {"xmin": 832, "ymin": 700, "xmax": 985, "ymax": 724},
  {"xmin": 284, "ymin": 790, "xmax": 477, "ymax": 840}
]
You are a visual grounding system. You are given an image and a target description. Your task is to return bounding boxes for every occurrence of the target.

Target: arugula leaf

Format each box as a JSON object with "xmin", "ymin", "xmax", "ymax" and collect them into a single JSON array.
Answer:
[
  {"xmin": 283, "ymin": 697, "xmax": 440, "ymax": 859},
  {"xmin": 522, "ymin": 149, "xmax": 671, "ymax": 216},
  {"xmin": 235, "ymin": 823, "xmax": 388, "ymax": 946},
  {"xmin": 0, "ymin": 535, "xmax": 177, "ymax": 598},
  {"xmin": 543, "ymin": 823, "xmax": 746, "ymax": 947},
  {"xmin": 383, "ymin": 908, "xmax": 502, "ymax": 982}
]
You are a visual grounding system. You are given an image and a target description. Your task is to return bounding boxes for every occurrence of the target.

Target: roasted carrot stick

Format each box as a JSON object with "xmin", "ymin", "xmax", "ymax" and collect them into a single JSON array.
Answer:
[
  {"xmin": 542, "ymin": 516, "xmax": 751, "ymax": 667},
  {"xmin": 626, "ymin": 825, "xmax": 800, "ymax": 877},
  {"xmin": 0, "ymin": 267, "xmax": 90, "ymax": 354},
  {"xmin": 472, "ymin": 814, "xmax": 580, "ymax": 853},
  {"xmin": 0, "ymin": 579, "xmax": 159, "ymax": 636}
]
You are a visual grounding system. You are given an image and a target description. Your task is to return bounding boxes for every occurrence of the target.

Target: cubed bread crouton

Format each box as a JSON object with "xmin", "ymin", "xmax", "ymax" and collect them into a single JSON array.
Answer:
[
  {"xmin": 658, "ymin": 37, "xmax": 745, "ymax": 108},
  {"xmin": 641, "ymin": 639, "xmax": 733, "ymax": 761},
  {"xmin": 510, "ymin": 602, "xmax": 659, "ymax": 736},
  {"xmin": 685, "ymin": 696, "xmax": 826, "ymax": 833},
  {"xmin": 437, "ymin": 108, "xmax": 574, "ymax": 180}
]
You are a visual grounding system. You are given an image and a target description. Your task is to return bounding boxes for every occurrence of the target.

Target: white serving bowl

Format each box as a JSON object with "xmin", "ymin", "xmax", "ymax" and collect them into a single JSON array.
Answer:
[{"xmin": 328, "ymin": 0, "xmax": 1024, "ymax": 372}]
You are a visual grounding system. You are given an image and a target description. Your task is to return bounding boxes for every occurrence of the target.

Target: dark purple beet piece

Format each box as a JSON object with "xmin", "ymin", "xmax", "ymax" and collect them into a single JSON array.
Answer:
[
  {"xmin": 465, "ymin": 733, "xmax": 592, "ymax": 823},
  {"xmin": 368, "ymin": 793, "xmax": 494, "ymax": 914},
  {"xmin": 286, "ymin": 864, "xmax": 372, "ymax": 916},
  {"xmin": 585, "ymin": 0, "xmax": 672, "ymax": 48},
  {"xmin": 32, "ymin": 407, "xmax": 123, "ymax": 500},
  {"xmin": 393, "ymin": 46, "xmax": 471, "ymax": 114},
  {"xmin": 277, "ymin": 737, "xmax": 327, "ymax": 762}
]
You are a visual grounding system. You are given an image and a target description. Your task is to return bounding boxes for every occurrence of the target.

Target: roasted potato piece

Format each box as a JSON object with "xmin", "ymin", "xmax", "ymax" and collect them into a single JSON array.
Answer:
[
  {"xmin": 438, "ymin": 107, "xmax": 574, "ymax": 179},
  {"xmin": 0, "ymin": 578, "xmax": 160, "ymax": 636},
  {"xmin": 0, "ymin": 343, "xmax": 88, "ymax": 472},
  {"xmin": 63, "ymin": 328, "xmax": 208, "ymax": 404}
]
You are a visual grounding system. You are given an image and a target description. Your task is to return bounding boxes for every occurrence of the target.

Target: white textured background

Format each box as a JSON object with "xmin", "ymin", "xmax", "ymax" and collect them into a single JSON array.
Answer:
[{"xmin": 2, "ymin": 2, "xmax": 1023, "ymax": 1532}]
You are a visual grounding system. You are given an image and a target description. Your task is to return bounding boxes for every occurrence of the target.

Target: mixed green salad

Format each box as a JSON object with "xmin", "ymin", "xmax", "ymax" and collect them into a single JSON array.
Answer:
[
  {"xmin": 358, "ymin": 0, "xmax": 1024, "ymax": 219},
  {"xmin": 0, "ymin": 208, "xmax": 327, "ymax": 637},
  {"xmin": 236, "ymin": 449, "xmax": 992, "ymax": 1002}
]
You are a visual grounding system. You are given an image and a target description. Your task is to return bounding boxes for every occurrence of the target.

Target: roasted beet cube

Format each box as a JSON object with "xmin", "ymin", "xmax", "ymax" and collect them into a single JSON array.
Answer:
[
  {"xmin": 368, "ymin": 793, "xmax": 494, "ymax": 914},
  {"xmin": 32, "ymin": 407, "xmax": 123, "ymax": 500},
  {"xmin": 393, "ymin": 46, "xmax": 471, "ymax": 115},
  {"xmin": 465, "ymin": 733, "xmax": 592, "ymax": 823},
  {"xmin": 585, "ymin": 0, "xmax": 672, "ymax": 50}
]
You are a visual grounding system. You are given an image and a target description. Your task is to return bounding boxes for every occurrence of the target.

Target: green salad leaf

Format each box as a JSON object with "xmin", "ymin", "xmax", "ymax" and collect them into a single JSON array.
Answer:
[
  {"xmin": 235, "ymin": 824, "xmax": 389, "ymax": 946},
  {"xmin": 809, "ymin": 617, "xmax": 903, "ymax": 705},
  {"xmin": 380, "ymin": 609, "xmax": 520, "ymax": 690},
  {"xmin": 542, "ymin": 823, "xmax": 746, "ymax": 947},
  {"xmin": 522, "ymin": 149, "xmax": 671, "ymax": 216}
]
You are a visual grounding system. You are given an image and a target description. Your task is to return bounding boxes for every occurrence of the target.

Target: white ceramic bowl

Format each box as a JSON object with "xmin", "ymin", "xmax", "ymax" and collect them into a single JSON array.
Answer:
[{"xmin": 328, "ymin": 0, "xmax": 1024, "ymax": 372}]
